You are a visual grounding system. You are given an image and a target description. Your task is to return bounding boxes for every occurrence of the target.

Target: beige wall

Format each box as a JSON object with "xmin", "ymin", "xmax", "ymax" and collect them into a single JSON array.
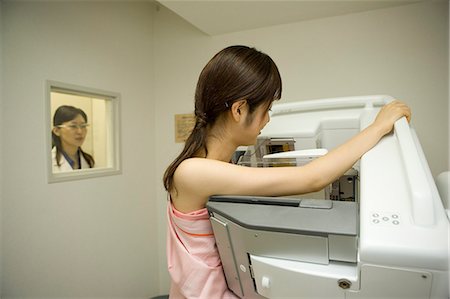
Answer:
[
  {"xmin": 154, "ymin": 1, "xmax": 448, "ymax": 292},
  {"xmin": 0, "ymin": 0, "xmax": 3, "ymax": 296},
  {"xmin": 2, "ymin": 2, "xmax": 159, "ymax": 297}
]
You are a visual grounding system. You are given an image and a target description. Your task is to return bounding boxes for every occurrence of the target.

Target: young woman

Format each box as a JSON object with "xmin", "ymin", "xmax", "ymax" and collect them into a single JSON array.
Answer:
[
  {"xmin": 52, "ymin": 105, "xmax": 95, "ymax": 172},
  {"xmin": 163, "ymin": 45, "xmax": 411, "ymax": 299}
]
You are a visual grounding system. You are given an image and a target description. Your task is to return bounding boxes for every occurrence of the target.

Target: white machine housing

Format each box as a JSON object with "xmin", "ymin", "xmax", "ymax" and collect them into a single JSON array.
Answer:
[{"xmin": 207, "ymin": 95, "xmax": 449, "ymax": 299}]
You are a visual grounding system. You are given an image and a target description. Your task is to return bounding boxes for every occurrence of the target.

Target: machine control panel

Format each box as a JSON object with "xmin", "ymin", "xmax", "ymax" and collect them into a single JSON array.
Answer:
[{"xmin": 371, "ymin": 212, "xmax": 401, "ymax": 226}]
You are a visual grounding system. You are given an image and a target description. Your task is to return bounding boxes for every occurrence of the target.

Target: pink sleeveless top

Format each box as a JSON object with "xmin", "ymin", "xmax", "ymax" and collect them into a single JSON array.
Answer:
[{"xmin": 167, "ymin": 201, "xmax": 239, "ymax": 299}]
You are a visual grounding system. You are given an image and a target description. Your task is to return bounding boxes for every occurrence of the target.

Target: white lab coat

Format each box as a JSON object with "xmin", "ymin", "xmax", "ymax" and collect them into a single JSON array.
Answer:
[{"xmin": 52, "ymin": 147, "xmax": 91, "ymax": 173}]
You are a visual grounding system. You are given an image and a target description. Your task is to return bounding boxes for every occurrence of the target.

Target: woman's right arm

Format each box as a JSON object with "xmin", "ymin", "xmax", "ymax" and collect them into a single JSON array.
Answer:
[
  {"xmin": 296, "ymin": 100, "xmax": 411, "ymax": 192},
  {"xmin": 172, "ymin": 101, "xmax": 411, "ymax": 213}
]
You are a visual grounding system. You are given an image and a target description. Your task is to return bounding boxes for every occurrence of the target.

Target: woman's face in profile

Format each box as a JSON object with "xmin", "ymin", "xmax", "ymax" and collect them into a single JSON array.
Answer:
[{"xmin": 54, "ymin": 114, "xmax": 88, "ymax": 149}]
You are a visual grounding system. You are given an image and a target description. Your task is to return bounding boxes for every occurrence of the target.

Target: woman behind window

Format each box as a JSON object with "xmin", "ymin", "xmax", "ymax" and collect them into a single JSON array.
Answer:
[{"xmin": 52, "ymin": 105, "xmax": 95, "ymax": 172}]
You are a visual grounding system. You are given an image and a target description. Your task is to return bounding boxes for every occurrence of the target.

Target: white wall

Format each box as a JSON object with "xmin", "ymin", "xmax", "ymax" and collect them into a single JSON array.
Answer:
[
  {"xmin": 0, "ymin": 1, "xmax": 3, "ymax": 296},
  {"xmin": 154, "ymin": 1, "xmax": 448, "ymax": 293},
  {"xmin": 2, "ymin": 2, "xmax": 159, "ymax": 297}
]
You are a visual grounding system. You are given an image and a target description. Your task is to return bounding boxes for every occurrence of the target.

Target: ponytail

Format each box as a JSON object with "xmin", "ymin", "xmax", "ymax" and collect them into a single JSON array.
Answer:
[{"xmin": 163, "ymin": 115, "xmax": 208, "ymax": 192}]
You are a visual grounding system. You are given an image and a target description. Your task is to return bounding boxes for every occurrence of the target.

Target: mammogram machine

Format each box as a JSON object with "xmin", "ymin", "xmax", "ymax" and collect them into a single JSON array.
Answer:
[{"xmin": 206, "ymin": 95, "xmax": 449, "ymax": 299}]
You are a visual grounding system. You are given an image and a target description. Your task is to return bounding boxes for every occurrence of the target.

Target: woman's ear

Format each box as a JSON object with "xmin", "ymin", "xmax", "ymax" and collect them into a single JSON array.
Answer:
[
  {"xmin": 231, "ymin": 100, "xmax": 247, "ymax": 122},
  {"xmin": 52, "ymin": 127, "xmax": 60, "ymax": 136}
]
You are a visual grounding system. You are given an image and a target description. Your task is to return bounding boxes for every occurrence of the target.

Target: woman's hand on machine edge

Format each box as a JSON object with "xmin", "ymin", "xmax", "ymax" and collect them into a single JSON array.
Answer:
[{"xmin": 372, "ymin": 100, "xmax": 412, "ymax": 136}]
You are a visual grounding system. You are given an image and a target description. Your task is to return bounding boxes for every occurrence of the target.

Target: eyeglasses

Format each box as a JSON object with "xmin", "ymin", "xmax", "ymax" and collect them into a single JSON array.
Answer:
[{"xmin": 56, "ymin": 124, "xmax": 90, "ymax": 130}]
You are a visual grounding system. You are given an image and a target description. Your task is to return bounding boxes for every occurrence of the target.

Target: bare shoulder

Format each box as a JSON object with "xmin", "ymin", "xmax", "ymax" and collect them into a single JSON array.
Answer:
[
  {"xmin": 175, "ymin": 157, "xmax": 229, "ymax": 176},
  {"xmin": 172, "ymin": 158, "xmax": 237, "ymax": 212},
  {"xmin": 174, "ymin": 157, "xmax": 274, "ymax": 196},
  {"xmin": 174, "ymin": 158, "xmax": 236, "ymax": 187}
]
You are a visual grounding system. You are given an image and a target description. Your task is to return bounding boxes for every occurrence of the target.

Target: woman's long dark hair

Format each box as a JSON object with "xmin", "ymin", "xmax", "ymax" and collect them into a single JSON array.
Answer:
[
  {"xmin": 163, "ymin": 45, "xmax": 282, "ymax": 192},
  {"xmin": 52, "ymin": 105, "xmax": 95, "ymax": 168}
]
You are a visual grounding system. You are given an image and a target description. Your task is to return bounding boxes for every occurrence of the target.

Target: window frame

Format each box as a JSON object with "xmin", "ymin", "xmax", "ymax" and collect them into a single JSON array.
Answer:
[{"xmin": 46, "ymin": 80, "xmax": 122, "ymax": 183}]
